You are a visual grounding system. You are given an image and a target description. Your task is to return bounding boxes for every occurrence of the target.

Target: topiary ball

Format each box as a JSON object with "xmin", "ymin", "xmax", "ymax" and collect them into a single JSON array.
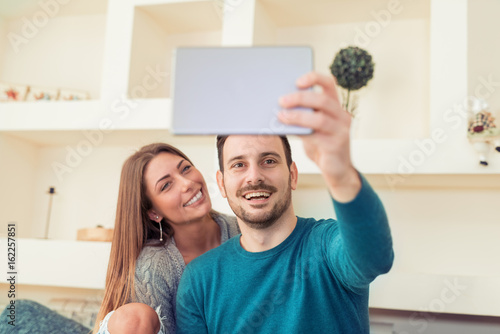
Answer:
[{"xmin": 330, "ymin": 46, "xmax": 374, "ymax": 91}]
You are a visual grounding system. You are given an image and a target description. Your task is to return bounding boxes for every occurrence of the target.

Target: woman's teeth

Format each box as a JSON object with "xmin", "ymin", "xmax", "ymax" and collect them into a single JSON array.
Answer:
[{"xmin": 184, "ymin": 190, "xmax": 202, "ymax": 207}]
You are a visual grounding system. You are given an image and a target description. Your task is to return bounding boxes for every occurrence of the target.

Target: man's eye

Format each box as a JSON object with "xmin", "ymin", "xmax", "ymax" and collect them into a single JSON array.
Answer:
[
  {"xmin": 232, "ymin": 162, "xmax": 244, "ymax": 168},
  {"xmin": 264, "ymin": 159, "xmax": 276, "ymax": 164}
]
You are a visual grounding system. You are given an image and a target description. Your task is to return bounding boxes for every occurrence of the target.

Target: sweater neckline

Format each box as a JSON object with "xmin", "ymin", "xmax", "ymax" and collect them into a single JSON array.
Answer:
[{"xmin": 232, "ymin": 217, "xmax": 303, "ymax": 259}]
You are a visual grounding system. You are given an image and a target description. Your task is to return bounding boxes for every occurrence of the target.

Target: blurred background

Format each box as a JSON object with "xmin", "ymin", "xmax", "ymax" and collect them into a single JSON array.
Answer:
[{"xmin": 0, "ymin": 0, "xmax": 499, "ymax": 332}]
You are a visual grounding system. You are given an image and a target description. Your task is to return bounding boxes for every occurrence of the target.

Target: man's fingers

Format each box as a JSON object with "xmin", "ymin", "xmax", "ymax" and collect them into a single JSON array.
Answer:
[
  {"xmin": 278, "ymin": 110, "xmax": 344, "ymax": 134},
  {"xmin": 295, "ymin": 72, "xmax": 341, "ymax": 103},
  {"xmin": 279, "ymin": 91, "xmax": 343, "ymax": 119}
]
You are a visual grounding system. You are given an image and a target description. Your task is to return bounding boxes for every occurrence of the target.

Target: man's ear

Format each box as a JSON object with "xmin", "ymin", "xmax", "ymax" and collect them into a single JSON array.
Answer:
[
  {"xmin": 147, "ymin": 209, "xmax": 161, "ymax": 222},
  {"xmin": 290, "ymin": 161, "xmax": 298, "ymax": 191},
  {"xmin": 216, "ymin": 170, "xmax": 227, "ymax": 198}
]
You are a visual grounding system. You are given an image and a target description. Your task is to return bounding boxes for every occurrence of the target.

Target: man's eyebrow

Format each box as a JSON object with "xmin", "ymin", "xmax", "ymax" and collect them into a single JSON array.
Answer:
[
  {"xmin": 227, "ymin": 155, "xmax": 245, "ymax": 166},
  {"xmin": 226, "ymin": 152, "xmax": 281, "ymax": 166},
  {"xmin": 260, "ymin": 152, "xmax": 281, "ymax": 160}
]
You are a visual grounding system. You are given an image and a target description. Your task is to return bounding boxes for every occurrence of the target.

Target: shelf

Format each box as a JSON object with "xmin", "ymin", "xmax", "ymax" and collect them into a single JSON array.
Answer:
[
  {"xmin": 290, "ymin": 137, "xmax": 500, "ymax": 176},
  {"xmin": 370, "ymin": 272, "xmax": 500, "ymax": 317},
  {"xmin": 0, "ymin": 238, "xmax": 110, "ymax": 290},
  {"xmin": 0, "ymin": 99, "xmax": 169, "ymax": 132}
]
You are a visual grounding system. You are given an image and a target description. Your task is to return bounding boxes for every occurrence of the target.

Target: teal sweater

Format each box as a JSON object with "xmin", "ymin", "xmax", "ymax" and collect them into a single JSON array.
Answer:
[{"xmin": 176, "ymin": 176, "xmax": 393, "ymax": 334}]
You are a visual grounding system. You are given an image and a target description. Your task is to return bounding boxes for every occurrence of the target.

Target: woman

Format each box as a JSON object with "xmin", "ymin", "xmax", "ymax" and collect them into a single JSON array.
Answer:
[{"xmin": 94, "ymin": 143, "xmax": 239, "ymax": 333}]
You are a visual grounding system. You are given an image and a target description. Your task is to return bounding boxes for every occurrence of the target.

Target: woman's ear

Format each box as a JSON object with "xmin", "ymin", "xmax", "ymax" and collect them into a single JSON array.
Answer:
[{"xmin": 147, "ymin": 210, "xmax": 161, "ymax": 222}]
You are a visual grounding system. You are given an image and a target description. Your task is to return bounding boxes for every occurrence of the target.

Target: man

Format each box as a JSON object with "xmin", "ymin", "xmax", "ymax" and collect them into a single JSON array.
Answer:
[{"xmin": 176, "ymin": 72, "xmax": 394, "ymax": 333}]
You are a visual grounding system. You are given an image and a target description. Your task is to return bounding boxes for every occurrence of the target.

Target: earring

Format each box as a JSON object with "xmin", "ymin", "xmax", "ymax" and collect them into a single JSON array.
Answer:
[{"xmin": 156, "ymin": 216, "xmax": 163, "ymax": 242}]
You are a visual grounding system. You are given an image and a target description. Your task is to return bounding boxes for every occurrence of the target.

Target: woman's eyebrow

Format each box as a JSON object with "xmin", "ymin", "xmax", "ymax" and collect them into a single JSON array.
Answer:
[{"xmin": 155, "ymin": 159, "xmax": 186, "ymax": 189}]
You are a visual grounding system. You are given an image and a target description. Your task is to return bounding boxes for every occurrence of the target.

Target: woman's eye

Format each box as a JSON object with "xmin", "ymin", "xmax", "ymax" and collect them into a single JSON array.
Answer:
[
  {"xmin": 182, "ymin": 165, "xmax": 192, "ymax": 173},
  {"xmin": 161, "ymin": 182, "xmax": 171, "ymax": 191}
]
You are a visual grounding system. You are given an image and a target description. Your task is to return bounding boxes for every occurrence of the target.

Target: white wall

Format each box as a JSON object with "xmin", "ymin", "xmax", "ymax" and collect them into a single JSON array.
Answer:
[
  {"xmin": 275, "ymin": 19, "xmax": 430, "ymax": 140},
  {"xmin": 128, "ymin": 7, "xmax": 222, "ymax": 99},
  {"xmin": 26, "ymin": 137, "xmax": 222, "ymax": 240},
  {"xmin": 468, "ymin": 0, "xmax": 500, "ymax": 116},
  {"xmin": 0, "ymin": 14, "xmax": 106, "ymax": 99},
  {"xmin": 0, "ymin": 18, "xmax": 5, "ymax": 74},
  {"xmin": 0, "ymin": 134, "xmax": 38, "ymax": 238},
  {"xmin": 293, "ymin": 173, "xmax": 500, "ymax": 278}
]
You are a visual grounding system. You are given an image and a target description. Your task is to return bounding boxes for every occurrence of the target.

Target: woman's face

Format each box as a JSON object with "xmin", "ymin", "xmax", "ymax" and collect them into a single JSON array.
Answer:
[{"xmin": 144, "ymin": 152, "xmax": 212, "ymax": 225}]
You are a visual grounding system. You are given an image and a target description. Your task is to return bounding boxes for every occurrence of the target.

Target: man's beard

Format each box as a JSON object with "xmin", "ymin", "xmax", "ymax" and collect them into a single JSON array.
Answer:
[{"xmin": 227, "ymin": 177, "xmax": 292, "ymax": 230}]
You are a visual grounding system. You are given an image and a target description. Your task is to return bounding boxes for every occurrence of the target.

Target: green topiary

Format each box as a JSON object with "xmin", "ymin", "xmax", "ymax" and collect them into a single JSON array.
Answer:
[{"xmin": 330, "ymin": 46, "xmax": 375, "ymax": 116}]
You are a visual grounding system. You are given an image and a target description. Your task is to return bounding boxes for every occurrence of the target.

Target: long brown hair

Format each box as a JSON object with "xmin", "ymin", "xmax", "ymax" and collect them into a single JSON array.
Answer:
[{"xmin": 93, "ymin": 143, "xmax": 193, "ymax": 333}]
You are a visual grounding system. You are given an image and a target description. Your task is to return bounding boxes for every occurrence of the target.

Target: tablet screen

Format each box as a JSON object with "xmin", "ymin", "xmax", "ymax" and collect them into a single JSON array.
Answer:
[{"xmin": 171, "ymin": 46, "xmax": 313, "ymax": 135}]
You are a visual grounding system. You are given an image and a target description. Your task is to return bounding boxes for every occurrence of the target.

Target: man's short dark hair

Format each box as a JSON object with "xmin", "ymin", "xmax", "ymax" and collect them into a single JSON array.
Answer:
[{"xmin": 217, "ymin": 135, "xmax": 293, "ymax": 172}]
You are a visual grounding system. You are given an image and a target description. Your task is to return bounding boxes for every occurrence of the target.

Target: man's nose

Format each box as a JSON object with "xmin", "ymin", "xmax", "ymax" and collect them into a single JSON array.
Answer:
[{"xmin": 245, "ymin": 164, "xmax": 265, "ymax": 185}]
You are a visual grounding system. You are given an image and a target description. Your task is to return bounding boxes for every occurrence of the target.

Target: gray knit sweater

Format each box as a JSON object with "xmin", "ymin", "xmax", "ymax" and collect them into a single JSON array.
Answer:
[{"xmin": 133, "ymin": 212, "xmax": 239, "ymax": 333}]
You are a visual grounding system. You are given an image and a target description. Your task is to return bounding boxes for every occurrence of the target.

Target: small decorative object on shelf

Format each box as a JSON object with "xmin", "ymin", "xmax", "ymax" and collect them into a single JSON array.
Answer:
[
  {"xmin": 0, "ymin": 82, "xmax": 29, "ymax": 101},
  {"xmin": 45, "ymin": 187, "xmax": 56, "ymax": 239},
  {"xmin": 59, "ymin": 89, "xmax": 90, "ymax": 101},
  {"xmin": 467, "ymin": 98, "xmax": 500, "ymax": 166},
  {"xmin": 26, "ymin": 86, "xmax": 60, "ymax": 101},
  {"xmin": 329, "ymin": 46, "xmax": 375, "ymax": 117},
  {"xmin": 77, "ymin": 226, "xmax": 114, "ymax": 242},
  {"xmin": 0, "ymin": 83, "xmax": 90, "ymax": 102}
]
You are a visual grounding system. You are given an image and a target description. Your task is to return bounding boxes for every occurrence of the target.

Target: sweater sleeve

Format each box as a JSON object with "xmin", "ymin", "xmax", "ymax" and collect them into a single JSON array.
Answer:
[
  {"xmin": 134, "ymin": 245, "xmax": 181, "ymax": 334},
  {"xmin": 323, "ymin": 173, "xmax": 394, "ymax": 292}
]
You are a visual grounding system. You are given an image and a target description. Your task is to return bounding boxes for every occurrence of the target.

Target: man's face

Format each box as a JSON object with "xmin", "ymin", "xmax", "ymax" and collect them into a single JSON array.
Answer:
[{"xmin": 216, "ymin": 135, "xmax": 297, "ymax": 229}]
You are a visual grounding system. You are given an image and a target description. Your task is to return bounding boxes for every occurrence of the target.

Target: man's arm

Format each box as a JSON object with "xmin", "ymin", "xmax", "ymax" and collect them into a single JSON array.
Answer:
[
  {"xmin": 327, "ymin": 173, "xmax": 393, "ymax": 289},
  {"xmin": 278, "ymin": 72, "xmax": 393, "ymax": 287},
  {"xmin": 278, "ymin": 72, "xmax": 361, "ymax": 202}
]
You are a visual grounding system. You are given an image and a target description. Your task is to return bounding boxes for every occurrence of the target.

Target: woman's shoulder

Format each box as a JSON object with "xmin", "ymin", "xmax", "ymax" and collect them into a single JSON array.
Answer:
[
  {"xmin": 211, "ymin": 210, "xmax": 240, "ymax": 240},
  {"xmin": 136, "ymin": 241, "xmax": 181, "ymax": 272}
]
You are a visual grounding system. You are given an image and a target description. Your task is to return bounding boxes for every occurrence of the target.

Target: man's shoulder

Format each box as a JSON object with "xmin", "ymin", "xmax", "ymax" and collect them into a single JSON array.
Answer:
[
  {"xmin": 298, "ymin": 216, "xmax": 338, "ymax": 231},
  {"xmin": 211, "ymin": 211, "xmax": 241, "ymax": 238},
  {"xmin": 186, "ymin": 236, "xmax": 237, "ymax": 273}
]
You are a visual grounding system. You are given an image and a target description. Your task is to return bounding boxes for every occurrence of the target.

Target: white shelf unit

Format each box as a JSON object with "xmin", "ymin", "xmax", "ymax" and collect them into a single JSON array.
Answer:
[
  {"xmin": 1, "ymin": 0, "xmax": 500, "ymax": 317},
  {"xmin": 0, "ymin": 238, "xmax": 111, "ymax": 290}
]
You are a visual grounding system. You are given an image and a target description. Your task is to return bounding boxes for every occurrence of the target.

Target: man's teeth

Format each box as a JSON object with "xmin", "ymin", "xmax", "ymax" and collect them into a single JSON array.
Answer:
[
  {"xmin": 244, "ymin": 192, "xmax": 271, "ymax": 200},
  {"xmin": 184, "ymin": 191, "xmax": 202, "ymax": 207}
]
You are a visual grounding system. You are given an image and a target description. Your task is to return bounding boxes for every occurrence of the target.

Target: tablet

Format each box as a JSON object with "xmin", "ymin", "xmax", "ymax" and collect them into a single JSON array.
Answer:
[{"xmin": 171, "ymin": 46, "xmax": 313, "ymax": 135}]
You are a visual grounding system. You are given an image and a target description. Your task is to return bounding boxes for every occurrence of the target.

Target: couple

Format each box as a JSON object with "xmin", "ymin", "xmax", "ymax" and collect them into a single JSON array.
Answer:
[{"xmin": 95, "ymin": 72, "xmax": 394, "ymax": 334}]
